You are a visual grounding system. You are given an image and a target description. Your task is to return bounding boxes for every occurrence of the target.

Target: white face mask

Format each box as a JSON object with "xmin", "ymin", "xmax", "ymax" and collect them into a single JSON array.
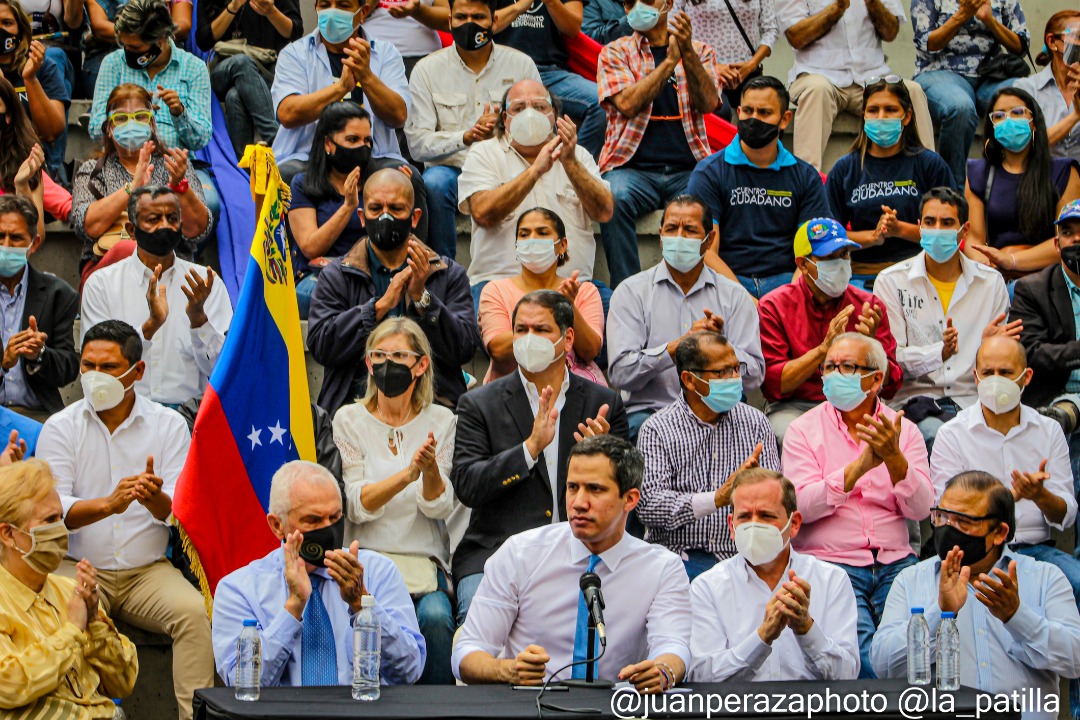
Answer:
[
  {"xmin": 734, "ymin": 515, "xmax": 792, "ymax": 566},
  {"xmin": 509, "ymin": 108, "xmax": 554, "ymax": 147},
  {"xmin": 516, "ymin": 239, "xmax": 558, "ymax": 274},
  {"xmin": 513, "ymin": 333, "xmax": 565, "ymax": 374},
  {"xmin": 977, "ymin": 372, "xmax": 1024, "ymax": 415},
  {"xmin": 808, "ymin": 258, "xmax": 852, "ymax": 298},
  {"xmin": 80, "ymin": 365, "xmax": 137, "ymax": 412}
]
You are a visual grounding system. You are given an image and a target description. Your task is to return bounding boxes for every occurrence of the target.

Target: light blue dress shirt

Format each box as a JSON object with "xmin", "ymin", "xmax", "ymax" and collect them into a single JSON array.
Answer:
[
  {"xmin": 271, "ymin": 28, "xmax": 409, "ymax": 165},
  {"xmin": 871, "ymin": 552, "xmax": 1080, "ymax": 720},
  {"xmin": 0, "ymin": 269, "xmax": 38, "ymax": 408},
  {"xmin": 212, "ymin": 546, "xmax": 426, "ymax": 687}
]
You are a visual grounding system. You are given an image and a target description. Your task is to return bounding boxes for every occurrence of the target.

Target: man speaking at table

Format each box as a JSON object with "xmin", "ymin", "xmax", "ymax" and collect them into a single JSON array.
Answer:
[
  {"xmin": 212, "ymin": 461, "xmax": 425, "ymax": 687},
  {"xmin": 451, "ymin": 435, "xmax": 691, "ymax": 692}
]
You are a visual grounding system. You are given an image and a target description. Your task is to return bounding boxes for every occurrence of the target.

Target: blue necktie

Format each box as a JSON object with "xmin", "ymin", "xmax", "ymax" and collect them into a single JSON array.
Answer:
[
  {"xmin": 301, "ymin": 575, "xmax": 338, "ymax": 686},
  {"xmin": 571, "ymin": 554, "xmax": 601, "ymax": 679}
]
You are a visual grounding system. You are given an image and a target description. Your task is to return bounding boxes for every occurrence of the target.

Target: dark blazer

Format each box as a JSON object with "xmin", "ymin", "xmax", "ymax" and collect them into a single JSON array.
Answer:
[
  {"xmin": 450, "ymin": 372, "xmax": 629, "ymax": 580},
  {"xmin": 1, "ymin": 266, "xmax": 79, "ymax": 413},
  {"xmin": 1010, "ymin": 265, "xmax": 1080, "ymax": 408}
]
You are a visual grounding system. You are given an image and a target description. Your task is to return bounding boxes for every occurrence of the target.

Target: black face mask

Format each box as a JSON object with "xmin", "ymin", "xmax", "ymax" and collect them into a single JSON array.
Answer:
[
  {"xmin": 297, "ymin": 517, "xmax": 345, "ymax": 565},
  {"xmin": 134, "ymin": 226, "xmax": 182, "ymax": 257},
  {"xmin": 125, "ymin": 42, "xmax": 163, "ymax": 70},
  {"xmin": 327, "ymin": 141, "xmax": 372, "ymax": 175},
  {"xmin": 450, "ymin": 21, "xmax": 492, "ymax": 51},
  {"xmin": 367, "ymin": 212, "xmax": 412, "ymax": 250},
  {"xmin": 933, "ymin": 523, "xmax": 994, "ymax": 565},
  {"xmin": 738, "ymin": 117, "xmax": 782, "ymax": 150},
  {"xmin": 370, "ymin": 358, "xmax": 416, "ymax": 398},
  {"xmin": 0, "ymin": 28, "xmax": 17, "ymax": 56},
  {"xmin": 1062, "ymin": 245, "xmax": 1080, "ymax": 276}
]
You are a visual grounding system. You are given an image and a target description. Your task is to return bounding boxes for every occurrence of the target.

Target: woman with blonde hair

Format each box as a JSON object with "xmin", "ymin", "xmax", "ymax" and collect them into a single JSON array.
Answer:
[{"xmin": 332, "ymin": 316, "xmax": 457, "ymax": 685}]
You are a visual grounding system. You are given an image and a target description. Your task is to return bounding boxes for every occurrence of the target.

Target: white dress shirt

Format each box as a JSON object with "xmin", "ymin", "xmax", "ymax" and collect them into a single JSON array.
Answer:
[
  {"xmin": 775, "ymin": 0, "xmax": 905, "ymax": 86},
  {"xmin": 80, "ymin": 254, "xmax": 233, "ymax": 405},
  {"xmin": 458, "ymin": 136, "xmax": 609, "ymax": 284},
  {"xmin": 689, "ymin": 548, "xmax": 860, "ymax": 681},
  {"xmin": 36, "ymin": 395, "xmax": 191, "ymax": 570},
  {"xmin": 930, "ymin": 405, "xmax": 1076, "ymax": 544},
  {"xmin": 451, "ymin": 522, "xmax": 692, "ymax": 681},
  {"xmin": 405, "ymin": 44, "xmax": 541, "ymax": 168},
  {"xmin": 875, "ymin": 251, "xmax": 1010, "ymax": 409},
  {"xmin": 333, "ymin": 402, "xmax": 458, "ymax": 571},
  {"xmin": 519, "ymin": 368, "xmax": 570, "ymax": 522}
]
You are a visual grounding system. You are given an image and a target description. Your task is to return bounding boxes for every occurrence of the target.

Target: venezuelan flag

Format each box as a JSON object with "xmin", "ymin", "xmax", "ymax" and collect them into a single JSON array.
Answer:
[{"xmin": 173, "ymin": 146, "xmax": 316, "ymax": 604}]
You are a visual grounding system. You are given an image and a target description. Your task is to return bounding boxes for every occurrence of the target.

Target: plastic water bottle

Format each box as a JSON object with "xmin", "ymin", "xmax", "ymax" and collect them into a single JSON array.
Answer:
[
  {"xmin": 235, "ymin": 619, "xmax": 261, "ymax": 701},
  {"xmin": 936, "ymin": 611, "xmax": 960, "ymax": 691},
  {"xmin": 907, "ymin": 608, "xmax": 932, "ymax": 686},
  {"xmin": 112, "ymin": 699, "xmax": 126, "ymax": 720},
  {"xmin": 353, "ymin": 595, "xmax": 381, "ymax": 701}
]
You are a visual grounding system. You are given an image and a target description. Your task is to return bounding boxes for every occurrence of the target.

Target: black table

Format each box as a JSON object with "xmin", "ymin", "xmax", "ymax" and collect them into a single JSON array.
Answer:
[{"xmin": 193, "ymin": 679, "xmax": 1023, "ymax": 720}]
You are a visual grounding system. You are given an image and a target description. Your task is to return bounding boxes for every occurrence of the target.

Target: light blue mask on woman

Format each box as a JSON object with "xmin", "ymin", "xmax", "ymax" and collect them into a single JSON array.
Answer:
[
  {"xmin": 0, "ymin": 246, "xmax": 28, "ymax": 278},
  {"xmin": 863, "ymin": 118, "xmax": 903, "ymax": 148},
  {"xmin": 693, "ymin": 375, "xmax": 742, "ymax": 414},
  {"xmin": 919, "ymin": 228, "xmax": 959, "ymax": 264},
  {"xmin": 822, "ymin": 371, "xmax": 871, "ymax": 412},
  {"xmin": 993, "ymin": 117, "xmax": 1032, "ymax": 152},
  {"xmin": 112, "ymin": 121, "xmax": 152, "ymax": 151},
  {"xmin": 318, "ymin": 7, "xmax": 359, "ymax": 44}
]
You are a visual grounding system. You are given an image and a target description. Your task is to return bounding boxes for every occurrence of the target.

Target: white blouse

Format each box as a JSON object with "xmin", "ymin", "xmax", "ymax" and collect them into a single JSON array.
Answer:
[{"xmin": 333, "ymin": 402, "xmax": 458, "ymax": 572}]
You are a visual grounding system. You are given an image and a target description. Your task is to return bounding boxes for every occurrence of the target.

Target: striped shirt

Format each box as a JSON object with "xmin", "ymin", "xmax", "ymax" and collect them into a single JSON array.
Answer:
[{"xmin": 636, "ymin": 396, "xmax": 780, "ymax": 559}]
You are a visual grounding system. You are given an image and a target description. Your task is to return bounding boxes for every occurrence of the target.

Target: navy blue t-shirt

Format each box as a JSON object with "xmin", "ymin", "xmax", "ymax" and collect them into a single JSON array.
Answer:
[
  {"xmin": 4, "ymin": 54, "xmax": 70, "ymax": 115},
  {"xmin": 826, "ymin": 148, "xmax": 955, "ymax": 265},
  {"xmin": 968, "ymin": 157, "xmax": 1078, "ymax": 249},
  {"xmin": 496, "ymin": 0, "xmax": 586, "ymax": 69},
  {"xmin": 624, "ymin": 46, "xmax": 697, "ymax": 173},
  {"xmin": 288, "ymin": 172, "xmax": 367, "ymax": 277},
  {"xmin": 687, "ymin": 141, "xmax": 829, "ymax": 276}
]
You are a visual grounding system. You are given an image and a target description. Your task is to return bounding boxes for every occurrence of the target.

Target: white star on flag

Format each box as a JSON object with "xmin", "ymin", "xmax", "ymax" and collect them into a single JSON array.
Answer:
[
  {"xmin": 269, "ymin": 420, "xmax": 287, "ymax": 445},
  {"xmin": 248, "ymin": 426, "xmax": 263, "ymax": 450}
]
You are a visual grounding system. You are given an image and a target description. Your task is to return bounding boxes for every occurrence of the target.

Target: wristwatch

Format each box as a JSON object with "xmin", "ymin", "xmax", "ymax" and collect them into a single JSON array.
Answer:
[
  {"xmin": 414, "ymin": 290, "xmax": 432, "ymax": 312},
  {"xmin": 169, "ymin": 178, "xmax": 190, "ymax": 195}
]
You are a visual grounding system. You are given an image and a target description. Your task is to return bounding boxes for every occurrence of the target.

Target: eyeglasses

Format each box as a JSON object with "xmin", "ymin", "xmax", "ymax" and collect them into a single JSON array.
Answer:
[
  {"xmin": 108, "ymin": 110, "xmax": 154, "ymax": 125},
  {"xmin": 506, "ymin": 99, "xmax": 553, "ymax": 116},
  {"xmin": 930, "ymin": 506, "xmax": 998, "ymax": 534},
  {"xmin": 864, "ymin": 74, "xmax": 903, "ymax": 87},
  {"xmin": 989, "ymin": 106, "xmax": 1032, "ymax": 125},
  {"xmin": 368, "ymin": 349, "xmax": 423, "ymax": 364},
  {"xmin": 819, "ymin": 361, "xmax": 877, "ymax": 376},
  {"xmin": 687, "ymin": 362, "xmax": 747, "ymax": 380}
]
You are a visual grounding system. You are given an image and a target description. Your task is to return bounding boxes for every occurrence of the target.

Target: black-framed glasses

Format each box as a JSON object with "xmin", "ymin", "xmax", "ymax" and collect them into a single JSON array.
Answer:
[
  {"xmin": 687, "ymin": 362, "xmax": 747, "ymax": 380},
  {"xmin": 864, "ymin": 74, "xmax": 903, "ymax": 87},
  {"xmin": 989, "ymin": 106, "xmax": 1032, "ymax": 125},
  {"xmin": 819, "ymin": 361, "xmax": 877, "ymax": 376},
  {"xmin": 930, "ymin": 507, "xmax": 998, "ymax": 534}
]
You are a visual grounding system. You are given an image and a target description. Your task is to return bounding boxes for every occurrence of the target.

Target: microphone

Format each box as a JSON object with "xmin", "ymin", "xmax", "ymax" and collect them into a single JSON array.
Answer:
[{"xmin": 579, "ymin": 572, "xmax": 606, "ymax": 646}]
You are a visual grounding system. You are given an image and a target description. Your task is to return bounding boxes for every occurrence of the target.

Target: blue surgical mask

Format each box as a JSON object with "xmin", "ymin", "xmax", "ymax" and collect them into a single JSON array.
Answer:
[
  {"xmin": 692, "ymin": 375, "xmax": 742, "ymax": 414},
  {"xmin": 0, "ymin": 246, "xmax": 28, "ymax": 278},
  {"xmin": 626, "ymin": 1, "xmax": 661, "ymax": 32},
  {"xmin": 994, "ymin": 117, "xmax": 1032, "ymax": 153},
  {"xmin": 920, "ymin": 228, "xmax": 959, "ymax": 264},
  {"xmin": 863, "ymin": 118, "xmax": 903, "ymax": 148},
  {"xmin": 661, "ymin": 235, "xmax": 704, "ymax": 274},
  {"xmin": 318, "ymin": 7, "xmax": 359, "ymax": 44},
  {"xmin": 822, "ymin": 371, "xmax": 872, "ymax": 412},
  {"xmin": 112, "ymin": 121, "xmax": 152, "ymax": 151}
]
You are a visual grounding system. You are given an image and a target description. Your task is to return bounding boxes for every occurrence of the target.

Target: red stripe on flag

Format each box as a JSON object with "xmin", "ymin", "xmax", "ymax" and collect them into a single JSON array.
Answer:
[{"xmin": 173, "ymin": 386, "xmax": 279, "ymax": 593}]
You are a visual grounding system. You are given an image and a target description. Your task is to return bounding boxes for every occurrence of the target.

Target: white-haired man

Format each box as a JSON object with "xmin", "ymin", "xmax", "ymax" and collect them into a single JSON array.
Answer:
[{"xmin": 212, "ymin": 460, "xmax": 425, "ymax": 687}]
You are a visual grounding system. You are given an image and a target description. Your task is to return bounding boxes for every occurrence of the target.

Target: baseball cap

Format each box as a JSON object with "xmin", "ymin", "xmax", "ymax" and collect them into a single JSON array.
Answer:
[
  {"xmin": 793, "ymin": 218, "xmax": 860, "ymax": 259},
  {"xmin": 1056, "ymin": 199, "xmax": 1080, "ymax": 226}
]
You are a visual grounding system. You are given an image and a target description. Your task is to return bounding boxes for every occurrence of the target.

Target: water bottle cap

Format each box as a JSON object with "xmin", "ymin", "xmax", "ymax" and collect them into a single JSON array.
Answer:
[
  {"xmin": 243, "ymin": 619, "xmax": 258, "ymax": 627},
  {"xmin": 941, "ymin": 611, "xmax": 955, "ymax": 619},
  {"xmin": 361, "ymin": 594, "xmax": 375, "ymax": 608},
  {"xmin": 113, "ymin": 699, "xmax": 122, "ymax": 706},
  {"xmin": 911, "ymin": 607, "xmax": 924, "ymax": 613}
]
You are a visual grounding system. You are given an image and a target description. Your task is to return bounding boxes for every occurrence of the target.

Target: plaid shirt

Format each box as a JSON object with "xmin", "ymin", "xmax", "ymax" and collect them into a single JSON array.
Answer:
[{"xmin": 597, "ymin": 34, "xmax": 720, "ymax": 173}]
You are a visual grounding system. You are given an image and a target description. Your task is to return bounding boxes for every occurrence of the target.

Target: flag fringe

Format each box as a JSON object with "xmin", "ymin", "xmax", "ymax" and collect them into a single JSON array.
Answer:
[{"xmin": 172, "ymin": 517, "xmax": 214, "ymax": 620}]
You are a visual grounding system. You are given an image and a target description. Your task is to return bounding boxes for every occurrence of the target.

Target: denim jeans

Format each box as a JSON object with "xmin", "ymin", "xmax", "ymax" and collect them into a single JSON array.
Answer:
[
  {"xmin": 296, "ymin": 272, "xmax": 320, "ymax": 320},
  {"xmin": 43, "ymin": 45, "xmax": 72, "ymax": 186},
  {"xmin": 423, "ymin": 165, "xmax": 462, "ymax": 260},
  {"xmin": 832, "ymin": 554, "xmax": 919, "ymax": 679},
  {"xmin": 600, "ymin": 167, "xmax": 692, "ymax": 287},
  {"xmin": 627, "ymin": 409, "xmax": 654, "ymax": 445},
  {"xmin": 736, "ymin": 272, "xmax": 793, "ymax": 301},
  {"xmin": 915, "ymin": 70, "xmax": 1015, "ymax": 184},
  {"xmin": 82, "ymin": 50, "xmax": 106, "ymax": 98},
  {"xmin": 415, "ymin": 570, "xmax": 456, "ymax": 684},
  {"xmin": 538, "ymin": 67, "xmax": 606, "ymax": 159},
  {"xmin": 470, "ymin": 281, "xmax": 488, "ymax": 319},
  {"xmin": 911, "ymin": 398, "xmax": 959, "ymax": 456},
  {"xmin": 455, "ymin": 572, "xmax": 484, "ymax": 628},
  {"xmin": 210, "ymin": 54, "xmax": 279, "ymax": 161},
  {"xmin": 682, "ymin": 550, "xmax": 719, "ymax": 583}
]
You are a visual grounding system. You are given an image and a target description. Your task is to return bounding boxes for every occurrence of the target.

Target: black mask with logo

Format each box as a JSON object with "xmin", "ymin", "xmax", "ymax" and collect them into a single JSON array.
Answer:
[
  {"xmin": 738, "ymin": 117, "xmax": 782, "ymax": 150},
  {"xmin": 1061, "ymin": 245, "xmax": 1080, "ymax": 276},
  {"xmin": 367, "ymin": 212, "xmax": 412, "ymax": 250},
  {"xmin": 327, "ymin": 141, "xmax": 372, "ymax": 175},
  {"xmin": 450, "ymin": 21, "xmax": 492, "ymax": 51},
  {"xmin": 370, "ymin": 359, "xmax": 416, "ymax": 398},
  {"xmin": 297, "ymin": 517, "xmax": 345, "ymax": 565},
  {"xmin": 933, "ymin": 524, "xmax": 994, "ymax": 565},
  {"xmin": 125, "ymin": 42, "xmax": 163, "ymax": 70},
  {"xmin": 0, "ymin": 28, "xmax": 17, "ymax": 55},
  {"xmin": 134, "ymin": 226, "xmax": 182, "ymax": 257}
]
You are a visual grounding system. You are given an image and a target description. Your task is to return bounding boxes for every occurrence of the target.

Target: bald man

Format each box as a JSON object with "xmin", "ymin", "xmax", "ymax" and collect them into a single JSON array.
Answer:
[{"xmin": 307, "ymin": 169, "xmax": 480, "ymax": 417}]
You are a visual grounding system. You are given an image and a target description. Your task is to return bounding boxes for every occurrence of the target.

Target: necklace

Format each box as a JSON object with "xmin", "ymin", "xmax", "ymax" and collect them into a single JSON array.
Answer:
[{"xmin": 376, "ymin": 404, "xmax": 415, "ymax": 454}]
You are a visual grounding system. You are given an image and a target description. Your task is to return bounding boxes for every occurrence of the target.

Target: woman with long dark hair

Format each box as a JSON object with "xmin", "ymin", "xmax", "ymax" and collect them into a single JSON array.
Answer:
[
  {"xmin": 965, "ymin": 87, "xmax": 1080, "ymax": 276},
  {"xmin": 826, "ymin": 77, "xmax": 955, "ymax": 288},
  {"xmin": 1015, "ymin": 10, "xmax": 1080, "ymax": 163},
  {"xmin": 0, "ymin": 75, "xmax": 50, "ymax": 237}
]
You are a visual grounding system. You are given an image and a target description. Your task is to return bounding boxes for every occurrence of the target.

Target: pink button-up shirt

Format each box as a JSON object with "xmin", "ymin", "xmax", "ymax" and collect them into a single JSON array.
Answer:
[{"xmin": 781, "ymin": 400, "xmax": 933, "ymax": 567}]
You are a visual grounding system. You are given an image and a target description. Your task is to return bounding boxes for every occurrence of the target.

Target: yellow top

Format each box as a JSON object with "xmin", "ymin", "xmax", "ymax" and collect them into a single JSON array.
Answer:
[
  {"xmin": 928, "ymin": 274, "xmax": 957, "ymax": 314},
  {"xmin": 0, "ymin": 562, "xmax": 138, "ymax": 719}
]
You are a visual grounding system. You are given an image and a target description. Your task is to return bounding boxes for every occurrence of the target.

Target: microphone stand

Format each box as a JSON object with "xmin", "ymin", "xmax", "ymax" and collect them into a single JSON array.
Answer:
[
  {"xmin": 561, "ymin": 612, "xmax": 614, "ymax": 689},
  {"xmin": 535, "ymin": 640, "xmax": 609, "ymax": 719}
]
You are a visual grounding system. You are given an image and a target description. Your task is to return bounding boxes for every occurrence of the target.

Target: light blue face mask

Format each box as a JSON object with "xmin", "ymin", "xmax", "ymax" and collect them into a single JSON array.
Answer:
[
  {"xmin": 863, "ymin": 118, "xmax": 903, "ymax": 148},
  {"xmin": 318, "ymin": 7, "xmax": 359, "ymax": 44},
  {"xmin": 0, "ymin": 246, "xmax": 28, "ymax": 278},
  {"xmin": 661, "ymin": 235, "xmax": 704, "ymax": 274},
  {"xmin": 626, "ymin": 1, "xmax": 661, "ymax": 32},
  {"xmin": 920, "ymin": 228, "xmax": 960, "ymax": 264},
  {"xmin": 692, "ymin": 375, "xmax": 742, "ymax": 414},
  {"xmin": 112, "ymin": 121, "xmax": 152, "ymax": 151},
  {"xmin": 993, "ymin": 117, "xmax": 1032, "ymax": 153},
  {"xmin": 821, "ymin": 371, "xmax": 873, "ymax": 412}
]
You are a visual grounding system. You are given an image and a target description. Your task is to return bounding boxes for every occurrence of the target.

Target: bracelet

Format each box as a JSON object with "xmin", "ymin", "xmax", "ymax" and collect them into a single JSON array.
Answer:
[
  {"xmin": 225, "ymin": 4, "xmax": 239, "ymax": 13},
  {"xmin": 656, "ymin": 662, "xmax": 677, "ymax": 690},
  {"xmin": 123, "ymin": 182, "xmax": 133, "ymax": 196},
  {"xmin": 1009, "ymin": 252, "xmax": 1017, "ymax": 271}
]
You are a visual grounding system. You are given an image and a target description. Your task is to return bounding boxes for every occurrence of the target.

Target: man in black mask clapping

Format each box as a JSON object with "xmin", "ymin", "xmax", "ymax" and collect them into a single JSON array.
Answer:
[{"xmin": 308, "ymin": 168, "xmax": 479, "ymax": 417}]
